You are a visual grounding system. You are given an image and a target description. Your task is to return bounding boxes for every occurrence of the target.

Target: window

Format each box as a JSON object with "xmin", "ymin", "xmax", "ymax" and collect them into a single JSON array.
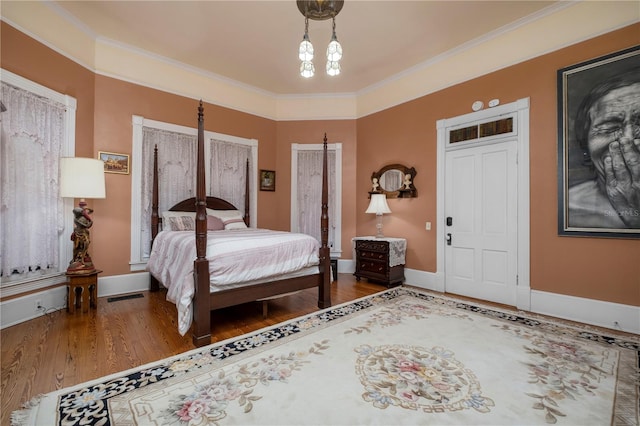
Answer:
[
  {"xmin": 291, "ymin": 143, "xmax": 342, "ymax": 257},
  {"xmin": 449, "ymin": 116, "xmax": 516, "ymax": 145},
  {"xmin": 130, "ymin": 116, "xmax": 257, "ymax": 270},
  {"xmin": 0, "ymin": 70, "xmax": 77, "ymax": 296}
]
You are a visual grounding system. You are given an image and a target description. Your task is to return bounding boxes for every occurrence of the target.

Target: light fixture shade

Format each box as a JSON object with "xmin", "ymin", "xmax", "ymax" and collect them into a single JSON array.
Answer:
[
  {"xmin": 326, "ymin": 60, "xmax": 341, "ymax": 76},
  {"xmin": 366, "ymin": 193, "xmax": 391, "ymax": 215},
  {"xmin": 300, "ymin": 60, "xmax": 315, "ymax": 78},
  {"xmin": 60, "ymin": 157, "xmax": 106, "ymax": 199},
  {"xmin": 299, "ymin": 34, "xmax": 314, "ymax": 62},
  {"xmin": 326, "ymin": 37, "xmax": 342, "ymax": 62}
]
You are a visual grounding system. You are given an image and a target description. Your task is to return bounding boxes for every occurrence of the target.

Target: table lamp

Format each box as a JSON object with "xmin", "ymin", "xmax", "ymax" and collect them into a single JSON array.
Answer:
[
  {"xmin": 60, "ymin": 157, "xmax": 106, "ymax": 274},
  {"xmin": 366, "ymin": 193, "xmax": 391, "ymax": 238}
]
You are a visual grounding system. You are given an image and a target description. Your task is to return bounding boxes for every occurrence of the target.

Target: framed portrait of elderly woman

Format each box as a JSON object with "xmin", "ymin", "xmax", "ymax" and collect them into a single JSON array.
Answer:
[{"xmin": 557, "ymin": 45, "xmax": 640, "ymax": 238}]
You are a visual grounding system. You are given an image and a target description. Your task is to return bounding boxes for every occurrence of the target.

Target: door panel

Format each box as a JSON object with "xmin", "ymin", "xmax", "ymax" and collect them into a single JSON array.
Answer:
[{"xmin": 445, "ymin": 140, "xmax": 517, "ymax": 306}]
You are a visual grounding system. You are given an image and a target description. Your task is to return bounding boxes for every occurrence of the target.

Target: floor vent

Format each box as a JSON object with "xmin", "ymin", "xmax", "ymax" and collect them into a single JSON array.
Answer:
[{"xmin": 107, "ymin": 293, "xmax": 144, "ymax": 303}]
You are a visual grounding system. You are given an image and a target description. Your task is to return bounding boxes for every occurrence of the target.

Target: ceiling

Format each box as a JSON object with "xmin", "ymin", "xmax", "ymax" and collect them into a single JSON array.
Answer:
[{"xmin": 54, "ymin": 1, "xmax": 558, "ymax": 96}]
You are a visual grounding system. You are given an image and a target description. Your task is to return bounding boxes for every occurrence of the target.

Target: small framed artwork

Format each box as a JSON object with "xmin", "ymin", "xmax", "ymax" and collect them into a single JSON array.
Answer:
[
  {"xmin": 98, "ymin": 151, "xmax": 130, "ymax": 175},
  {"xmin": 260, "ymin": 169, "xmax": 276, "ymax": 191},
  {"xmin": 557, "ymin": 45, "xmax": 640, "ymax": 238}
]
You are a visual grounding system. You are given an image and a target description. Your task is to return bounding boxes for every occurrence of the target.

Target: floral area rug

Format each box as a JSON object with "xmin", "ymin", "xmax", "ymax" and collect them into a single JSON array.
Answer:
[{"xmin": 12, "ymin": 287, "xmax": 639, "ymax": 425}]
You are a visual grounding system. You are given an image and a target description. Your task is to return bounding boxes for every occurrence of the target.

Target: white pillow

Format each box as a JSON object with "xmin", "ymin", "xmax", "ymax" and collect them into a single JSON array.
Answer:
[{"xmin": 207, "ymin": 209, "xmax": 247, "ymax": 229}]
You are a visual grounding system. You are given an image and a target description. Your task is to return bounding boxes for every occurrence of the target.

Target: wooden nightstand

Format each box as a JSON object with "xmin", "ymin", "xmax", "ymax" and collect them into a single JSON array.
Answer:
[
  {"xmin": 67, "ymin": 270, "xmax": 101, "ymax": 314},
  {"xmin": 353, "ymin": 237, "xmax": 406, "ymax": 287}
]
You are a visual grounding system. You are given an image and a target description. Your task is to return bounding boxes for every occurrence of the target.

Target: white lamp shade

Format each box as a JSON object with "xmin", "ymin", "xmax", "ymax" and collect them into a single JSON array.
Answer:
[
  {"xmin": 300, "ymin": 60, "xmax": 315, "ymax": 78},
  {"xmin": 366, "ymin": 193, "xmax": 391, "ymax": 214},
  {"xmin": 326, "ymin": 38, "xmax": 342, "ymax": 62},
  {"xmin": 299, "ymin": 36, "xmax": 314, "ymax": 62},
  {"xmin": 326, "ymin": 60, "xmax": 341, "ymax": 76},
  {"xmin": 60, "ymin": 157, "xmax": 106, "ymax": 199}
]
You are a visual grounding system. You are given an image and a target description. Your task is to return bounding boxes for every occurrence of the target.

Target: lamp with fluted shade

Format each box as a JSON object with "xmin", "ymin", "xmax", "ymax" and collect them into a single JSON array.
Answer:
[
  {"xmin": 366, "ymin": 193, "xmax": 391, "ymax": 238},
  {"xmin": 60, "ymin": 157, "xmax": 106, "ymax": 274}
]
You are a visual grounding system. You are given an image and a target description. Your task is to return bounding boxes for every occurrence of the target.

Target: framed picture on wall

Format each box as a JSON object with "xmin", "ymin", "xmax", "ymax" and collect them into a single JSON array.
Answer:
[
  {"xmin": 98, "ymin": 151, "xmax": 130, "ymax": 175},
  {"xmin": 557, "ymin": 45, "xmax": 640, "ymax": 238},
  {"xmin": 260, "ymin": 169, "xmax": 276, "ymax": 191}
]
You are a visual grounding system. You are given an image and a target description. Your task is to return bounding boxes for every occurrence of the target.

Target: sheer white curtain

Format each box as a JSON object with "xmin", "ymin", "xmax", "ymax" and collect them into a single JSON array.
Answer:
[
  {"xmin": 296, "ymin": 150, "xmax": 337, "ymax": 248},
  {"xmin": 140, "ymin": 127, "xmax": 196, "ymax": 257},
  {"xmin": 208, "ymin": 139, "xmax": 252, "ymax": 215},
  {"xmin": 1, "ymin": 82, "xmax": 65, "ymax": 282}
]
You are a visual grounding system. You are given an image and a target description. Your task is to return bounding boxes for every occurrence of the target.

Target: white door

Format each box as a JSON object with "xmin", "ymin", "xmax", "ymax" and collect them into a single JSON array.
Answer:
[{"xmin": 444, "ymin": 140, "xmax": 518, "ymax": 306}]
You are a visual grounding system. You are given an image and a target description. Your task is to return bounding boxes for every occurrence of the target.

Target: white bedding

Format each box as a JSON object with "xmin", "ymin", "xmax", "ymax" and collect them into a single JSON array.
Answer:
[{"xmin": 147, "ymin": 228, "xmax": 320, "ymax": 335}]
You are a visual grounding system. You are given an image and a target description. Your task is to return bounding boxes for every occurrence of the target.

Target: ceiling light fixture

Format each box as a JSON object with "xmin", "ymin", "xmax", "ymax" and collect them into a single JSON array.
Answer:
[{"xmin": 297, "ymin": 0, "xmax": 344, "ymax": 78}]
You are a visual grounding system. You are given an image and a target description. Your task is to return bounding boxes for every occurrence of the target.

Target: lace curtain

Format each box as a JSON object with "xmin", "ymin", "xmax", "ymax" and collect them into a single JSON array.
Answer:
[
  {"xmin": 140, "ymin": 127, "xmax": 196, "ymax": 257},
  {"xmin": 296, "ymin": 150, "xmax": 336, "ymax": 248},
  {"xmin": 208, "ymin": 139, "xmax": 252, "ymax": 215},
  {"xmin": 1, "ymin": 83, "xmax": 65, "ymax": 281}
]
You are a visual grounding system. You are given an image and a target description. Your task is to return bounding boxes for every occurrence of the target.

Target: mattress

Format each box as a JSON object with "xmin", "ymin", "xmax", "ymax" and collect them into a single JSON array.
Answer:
[{"xmin": 147, "ymin": 228, "xmax": 320, "ymax": 335}]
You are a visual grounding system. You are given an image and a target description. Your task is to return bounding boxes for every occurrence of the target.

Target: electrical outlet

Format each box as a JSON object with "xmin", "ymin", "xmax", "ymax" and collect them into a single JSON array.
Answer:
[{"xmin": 425, "ymin": 222, "xmax": 431, "ymax": 231}]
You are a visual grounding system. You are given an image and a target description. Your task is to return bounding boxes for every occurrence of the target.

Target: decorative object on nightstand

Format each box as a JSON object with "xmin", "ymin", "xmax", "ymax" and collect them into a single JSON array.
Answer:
[
  {"xmin": 67, "ymin": 270, "xmax": 101, "ymax": 313},
  {"xmin": 366, "ymin": 193, "xmax": 391, "ymax": 238},
  {"xmin": 60, "ymin": 157, "xmax": 106, "ymax": 275},
  {"xmin": 353, "ymin": 237, "xmax": 406, "ymax": 287}
]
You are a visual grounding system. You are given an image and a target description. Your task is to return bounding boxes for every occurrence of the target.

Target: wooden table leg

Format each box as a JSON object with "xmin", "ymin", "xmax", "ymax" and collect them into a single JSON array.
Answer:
[
  {"xmin": 67, "ymin": 285, "xmax": 76, "ymax": 314},
  {"xmin": 81, "ymin": 285, "xmax": 90, "ymax": 313}
]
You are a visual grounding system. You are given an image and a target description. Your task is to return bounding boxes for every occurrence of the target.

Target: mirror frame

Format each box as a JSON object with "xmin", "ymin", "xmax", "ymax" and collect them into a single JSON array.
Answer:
[{"xmin": 370, "ymin": 163, "xmax": 417, "ymax": 198}]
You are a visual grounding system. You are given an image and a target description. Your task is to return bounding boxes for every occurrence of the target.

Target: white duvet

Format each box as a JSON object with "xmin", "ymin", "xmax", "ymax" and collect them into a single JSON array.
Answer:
[{"xmin": 147, "ymin": 228, "xmax": 320, "ymax": 335}]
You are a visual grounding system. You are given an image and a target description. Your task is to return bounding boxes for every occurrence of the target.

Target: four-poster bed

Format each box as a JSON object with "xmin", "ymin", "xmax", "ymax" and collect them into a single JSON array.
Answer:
[{"xmin": 147, "ymin": 101, "xmax": 332, "ymax": 347}]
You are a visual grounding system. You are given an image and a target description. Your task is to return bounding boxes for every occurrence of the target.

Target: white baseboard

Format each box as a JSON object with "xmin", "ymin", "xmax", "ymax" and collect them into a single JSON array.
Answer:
[
  {"xmin": 0, "ymin": 286, "xmax": 68, "ymax": 329},
  {"xmin": 530, "ymin": 290, "xmax": 639, "ymax": 335},
  {"xmin": 369, "ymin": 267, "xmax": 640, "ymax": 335},
  {"xmin": 3, "ymin": 270, "xmax": 638, "ymax": 335},
  {"xmin": 0, "ymin": 272, "xmax": 151, "ymax": 330},
  {"xmin": 97, "ymin": 272, "xmax": 151, "ymax": 298}
]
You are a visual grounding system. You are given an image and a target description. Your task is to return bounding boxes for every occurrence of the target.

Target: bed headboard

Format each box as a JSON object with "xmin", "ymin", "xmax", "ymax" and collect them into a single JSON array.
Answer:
[
  {"xmin": 169, "ymin": 197, "xmax": 238, "ymax": 212},
  {"xmin": 151, "ymin": 127, "xmax": 252, "ymax": 242}
]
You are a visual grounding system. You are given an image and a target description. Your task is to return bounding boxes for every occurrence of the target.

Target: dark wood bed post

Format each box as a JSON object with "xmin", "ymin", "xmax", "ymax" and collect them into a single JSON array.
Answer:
[
  {"xmin": 244, "ymin": 159, "xmax": 250, "ymax": 226},
  {"xmin": 150, "ymin": 145, "xmax": 160, "ymax": 292},
  {"xmin": 318, "ymin": 134, "xmax": 331, "ymax": 308},
  {"xmin": 192, "ymin": 100, "xmax": 212, "ymax": 347}
]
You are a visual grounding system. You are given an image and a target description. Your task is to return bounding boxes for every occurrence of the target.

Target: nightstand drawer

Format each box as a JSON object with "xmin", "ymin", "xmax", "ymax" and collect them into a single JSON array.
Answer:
[
  {"xmin": 355, "ymin": 240, "xmax": 389, "ymax": 253},
  {"xmin": 359, "ymin": 250, "xmax": 387, "ymax": 261},
  {"xmin": 358, "ymin": 259, "xmax": 388, "ymax": 275}
]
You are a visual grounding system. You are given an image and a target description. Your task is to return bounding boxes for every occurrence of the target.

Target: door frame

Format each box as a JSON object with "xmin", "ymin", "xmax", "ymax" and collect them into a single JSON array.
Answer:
[{"xmin": 435, "ymin": 98, "xmax": 531, "ymax": 310}]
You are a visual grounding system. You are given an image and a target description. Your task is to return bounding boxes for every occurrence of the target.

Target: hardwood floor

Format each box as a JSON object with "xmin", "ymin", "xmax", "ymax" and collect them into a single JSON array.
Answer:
[{"xmin": 0, "ymin": 275, "xmax": 383, "ymax": 424}]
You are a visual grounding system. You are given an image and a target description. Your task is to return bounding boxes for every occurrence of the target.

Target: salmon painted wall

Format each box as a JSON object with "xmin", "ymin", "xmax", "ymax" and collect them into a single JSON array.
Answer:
[
  {"xmin": 1, "ymin": 24, "xmax": 95, "ymax": 158},
  {"xmin": 356, "ymin": 24, "xmax": 640, "ymax": 306},
  {"xmin": 274, "ymin": 120, "xmax": 357, "ymax": 257}
]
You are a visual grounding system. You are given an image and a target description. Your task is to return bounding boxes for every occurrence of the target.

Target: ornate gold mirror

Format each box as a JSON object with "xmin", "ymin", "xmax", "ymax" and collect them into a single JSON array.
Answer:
[{"xmin": 370, "ymin": 164, "xmax": 417, "ymax": 198}]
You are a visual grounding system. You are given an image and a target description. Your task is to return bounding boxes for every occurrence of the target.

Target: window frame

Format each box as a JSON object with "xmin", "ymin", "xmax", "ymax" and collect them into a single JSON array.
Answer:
[
  {"xmin": 290, "ymin": 142, "xmax": 342, "ymax": 258},
  {"xmin": 0, "ymin": 69, "xmax": 77, "ymax": 296},
  {"xmin": 130, "ymin": 115, "xmax": 257, "ymax": 271}
]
